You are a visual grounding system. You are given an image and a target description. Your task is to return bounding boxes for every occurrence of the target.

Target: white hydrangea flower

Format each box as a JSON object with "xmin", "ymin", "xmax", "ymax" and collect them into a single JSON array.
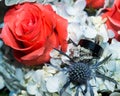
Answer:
[
  {"xmin": 27, "ymin": 83, "xmax": 40, "ymax": 95},
  {"xmin": 108, "ymin": 30, "xmax": 115, "ymax": 38},
  {"xmin": 98, "ymin": 24, "xmax": 109, "ymax": 42},
  {"xmin": 80, "ymin": 25, "xmax": 98, "ymax": 39},
  {"xmin": 90, "ymin": 16, "xmax": 106, "ymax": 28},
  {"xmin": 0, "ymin": 0, "xmax": 120, "ymax": 96},
  {"xmin": 94, "ymin": 40, "xmax": 120, "ymax": 92},
  {"xmin": 65, "ymin": 0, "xmax": 86, "ymax": 16},
  {"xmin": 110, "ymin": 92, "xmax": 120, "ymax": 96},
  {"xmin": 50, "ymin": 58, "xmax": 62, "ymax": 67},
  {"xmin": 53, "ymin": 0, "xmax": 87, "ymax": 24},
  {"xmin": 104, "ymin": 39, "xmax": 120, "ymax": 59},
  {"xmin": 15, "ymin": 68, "xmax": 24, "ymax": 81},
  {"xmin": 5, "ymin": 0, "xmax": 36, "ymax": 6},
  {"xmin": 50, "ymin": 49, "xmax": 61, "ymax": 58},
  {"xmin": 25, "ymin": 69, "xmax": 46, "ymax": 95},
  {"xmin": 42, "ymin": 65, "xmax": 57, "ymax": 76},
  {"xmin": 67, "ymin": 23, "xmax": 82, "ymax": 43},
  {"xmin": 0, "ymin": 75, "xmax": 5, "ymax": 89},
  {"xmin": 18, "ymin": 90, "xmax": 28, "ymax": 96},
  {"xmin": 5, "ymin": 0, "xmax": 57, "ymax": 6},
  {"xmin": 24, "ymin": 64, "xmax": 59, "ymax": 95},
  {"xmin": 46, "ymin": 72, "xmax": 67, "ymax": 93},
  {"xmin": 104, "ymin": 80, "xmax": 115, "ymax": 91}
]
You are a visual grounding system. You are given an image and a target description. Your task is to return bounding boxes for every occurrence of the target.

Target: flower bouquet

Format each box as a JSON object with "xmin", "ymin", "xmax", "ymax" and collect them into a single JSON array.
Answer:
[{"xmin": 0, "ymin": 0, "xmax": 120, "ymax": 96}]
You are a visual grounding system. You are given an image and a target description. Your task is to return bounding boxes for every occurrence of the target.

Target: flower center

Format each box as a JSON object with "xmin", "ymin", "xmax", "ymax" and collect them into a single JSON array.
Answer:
[{"xmin": 68, "ymin": 63, "xmax": 91, "ymax": 85}]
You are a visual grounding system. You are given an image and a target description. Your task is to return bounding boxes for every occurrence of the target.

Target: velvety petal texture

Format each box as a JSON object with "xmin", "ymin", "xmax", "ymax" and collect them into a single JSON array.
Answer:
[
  {"xmin": 102, "ymin": 0, "xmax": 120, "ymax": 41},
  {"xmin": 0, "ymin": 2, "xmax": 68, "ymax": 66},
  {"xmin": 86, "ymin": 0, "xmax": 105, "ymax": 9}
]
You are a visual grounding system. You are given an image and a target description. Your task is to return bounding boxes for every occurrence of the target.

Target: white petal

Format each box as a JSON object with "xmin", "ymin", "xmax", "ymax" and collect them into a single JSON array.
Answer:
[
  {"xmin": 54, "ymin": 2, "xmax": 69, "ymax": 19},
  {"xmin": 115, "ymin": 62, "xmax": 120, "ymax": 72},
  {"xmin": 110, "ymin": 92, "xmax": 120, "ymax": 96},
  {"xmin": 74, "ymin": 0, "xmax": 86, "ymax": 11},
  {"xmin": 95, "ymin": 78, "xmax": 104, "ymax": 87},
  {"xmin": 32, "ymin": 70, "xmax": 43, "ymax": 83},
  {"xmin": 108, "ymin": 44, "xmax": 120, "ymax": 59},
  {"xmin": 21, "ymin": 90, "xmax": 28, "ymax": 96},
  {"xmin": 111, "ymin": 39, "xmax": 119, "ymax": 44},
  {"xmin": 83, "ymin": 26, "xmax": 97, "ymax": 38},
  {"xmin": 43, "ymin": 65, "xmax": 57, "ymax": 74},
  {"xmin": 9, "ymin": 91, "xmax": 17, "ymax": 96},
  {"xmin": 66, "ymin": 0, "xmax": 86, "ymax": 16},
  {"xmin": 50, "ymin": 58, "xmax": 62, "ymax": 67},
  {"xmin": 44, "ymin": 0, "xmax": 55, "ymax": 2},
  {"xmin": 0, "ymin": 76, "xmax": 5, "ymax": 89},
  {"xmin": 24, "ymin": 70, "xmax": 34, "ymax": 79},
  {"xmin": 5, "ymin": 0, "xmax": 36, "ymax": 6},
  {"xmin": 98, "ymin": 24, "xmax": 109, "ymax": 42},
  {"xmin": 104, "ymin": 80, "xmax": 115, "ymax": 91},
  {"xmin": 46, "ymin": 72, "xmax": 67, "ymax": 93},
  {"xmin": 35, "ymin": 92, "xmax": 42, "ymax": 96},
  {"xmin": 46, "ymin": 76, "xmax": 60, "ymax": 92},
  {"xmin": 15, "ymin": 68, "xmax": 24, "ymax": 81},
  {"xmin": 105, "ymin": 61, "xmax": 116, "ymax": 72},
  {"xmin": 20, "ymin": 0, "xmax": 36, "ymax": 3},
  {"xmin": 91, "ymin": 16, "xmax": 102, "ymax": 25},
  {"xmin": 27, "ymin": 83, "xmax": 38, "ymax": 95},
  {"xmin": 68, "ymin": 23, "xmax": 82, "ymax": 43},
  {"xmin": 50, "ymin": 49, "xmax": 60, "ymax": 58},
  {"xmin": 66, "ymin": 6, "xmax": 77, "ymax": 16},
  {"xmin": 112, "ymin": 71, "xmax": 120, "ymax": 81},
  {"xmin": 108, "ymin": 30, "xmax": 115, "ymax": 38},
  {"xmin": 61, "ymin": 0, "xmax": 74, "ymax": 5}
]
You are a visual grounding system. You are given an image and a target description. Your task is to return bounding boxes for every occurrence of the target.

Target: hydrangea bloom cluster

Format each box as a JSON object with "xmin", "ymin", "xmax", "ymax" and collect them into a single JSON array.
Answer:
[{"xmin": 0, "ymin": 0, "xmax": 120, "ymax": 96}]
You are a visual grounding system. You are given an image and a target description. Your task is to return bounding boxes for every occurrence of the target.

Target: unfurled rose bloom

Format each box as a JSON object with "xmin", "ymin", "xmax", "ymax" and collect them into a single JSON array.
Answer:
[
  {"xmin": 0, "ymin": 2, "xmax": 68, "ymax": 66},
  {"xmin": 86, "ymin": 0, "xmax": 105, "ymax": 9},
  {"xmin": 102, "ymin": 0, "xmax": 120, "ymax": 41}
]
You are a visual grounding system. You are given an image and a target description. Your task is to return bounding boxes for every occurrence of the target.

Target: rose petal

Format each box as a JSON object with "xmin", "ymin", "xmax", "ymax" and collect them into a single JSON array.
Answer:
[
  {"xmin": 86, "ymin": 0, "xmax": 105, "ymax": 9},
  {"xmin": 55, "ymin": 14, "xmax": 68, "ymax": 52}
]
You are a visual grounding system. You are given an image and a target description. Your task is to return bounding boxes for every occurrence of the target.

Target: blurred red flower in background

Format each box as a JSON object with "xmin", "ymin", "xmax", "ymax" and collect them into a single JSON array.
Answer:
[
  {"xmin": 86, "ymin": 0, "xmax": 105, "ymax": 9},
  {"xmin": 102, "ymin": 0, "xmax": 120, "ymax": 41},
  {"xmin": 0, "ymin": 28, "xmax": 1, "ymax": 33}
]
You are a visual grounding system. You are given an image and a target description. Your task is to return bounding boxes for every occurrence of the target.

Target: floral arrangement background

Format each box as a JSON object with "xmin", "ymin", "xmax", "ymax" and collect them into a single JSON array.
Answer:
[{"xmin": 0, "ymin": 0, "xmax": 120, "ymax": 96}]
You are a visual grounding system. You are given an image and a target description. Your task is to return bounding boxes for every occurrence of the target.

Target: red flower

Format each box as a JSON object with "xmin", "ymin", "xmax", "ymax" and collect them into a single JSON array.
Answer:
[
  {"xmin": 0, "ymin": 28, "xmax": 1, "ymax": 33},
  {"xmin": 86, "ymin": 0, "xmax": 105, "ymax": 9},
  {"xmin": 0, "ymin": 2, "xmax": 68, "ymax": 66},
  {"xmin": 102, "ymin": 0, "xmax": 120, "ymax": 41}
]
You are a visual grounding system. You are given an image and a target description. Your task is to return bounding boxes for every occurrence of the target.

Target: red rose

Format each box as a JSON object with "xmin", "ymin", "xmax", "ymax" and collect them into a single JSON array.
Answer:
[
  {"xmin": 0, "ymin": 28, "xmax": 1, "ymax": 33},
  {"xmin": 102, "ymin": 0, "xmax": 120, "ymax": 41},
  {"xmin": 0, "ymin": 2, "xmax": 68, "ymax": 66},
  {"xmin": 86, "ymin": 0, "xmax": 105, "ymax": 9}
]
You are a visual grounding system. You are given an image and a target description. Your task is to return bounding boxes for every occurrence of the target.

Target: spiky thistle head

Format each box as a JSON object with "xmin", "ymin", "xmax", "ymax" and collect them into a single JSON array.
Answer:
[{"xmin": 68, "ymin": 62, "xmax": 92, "ymax": 85}]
